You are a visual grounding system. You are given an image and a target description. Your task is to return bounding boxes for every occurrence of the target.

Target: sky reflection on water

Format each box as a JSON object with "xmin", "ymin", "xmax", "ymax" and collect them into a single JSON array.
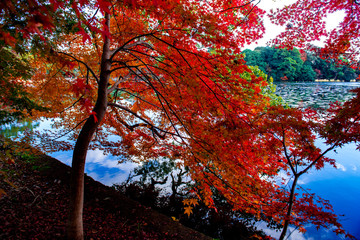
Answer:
[
  {"xmin": 275, "ymin": 82, "xmax": 360, "ymax": 239},
  {"xmin": 50, "ymin": 149, "xmax": 138, "ymax": 186},
  {"xmin": 300, "ymin": 141, "xmax": 360, "ymax": 240}
]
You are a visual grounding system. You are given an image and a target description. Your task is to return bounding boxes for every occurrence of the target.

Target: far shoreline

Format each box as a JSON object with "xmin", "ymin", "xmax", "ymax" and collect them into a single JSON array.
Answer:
[{"xmin": 315, "ymin": 79, "xmax": 358, "ymax": 82}]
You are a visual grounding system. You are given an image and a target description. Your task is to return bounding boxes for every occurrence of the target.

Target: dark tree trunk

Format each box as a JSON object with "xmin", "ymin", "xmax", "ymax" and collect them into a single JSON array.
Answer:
[
  {"xmin": 66, "ymin": 13, "xmax": 111, "ymax": 240},
  {"xmin": 279, "ymin": 175, "xmax": 299, "ymax": 240}
]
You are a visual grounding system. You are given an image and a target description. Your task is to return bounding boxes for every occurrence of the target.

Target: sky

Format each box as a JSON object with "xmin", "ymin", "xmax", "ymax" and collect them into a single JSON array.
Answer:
[{"xmin": 245, "ymin": 0, "xmax": 346, "ymax": 49}]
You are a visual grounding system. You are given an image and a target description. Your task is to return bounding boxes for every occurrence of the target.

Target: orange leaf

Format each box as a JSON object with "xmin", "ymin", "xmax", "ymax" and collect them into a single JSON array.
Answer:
[{"xmin": 184, "ymin": 206, "xmax": 193, "ymax": 217}]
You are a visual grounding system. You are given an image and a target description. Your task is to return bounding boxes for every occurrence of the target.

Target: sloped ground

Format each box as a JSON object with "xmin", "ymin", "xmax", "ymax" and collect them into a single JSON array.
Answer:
[{"xmin": 0, "ymin": 138, "xmax": 211, "ymax": 240}]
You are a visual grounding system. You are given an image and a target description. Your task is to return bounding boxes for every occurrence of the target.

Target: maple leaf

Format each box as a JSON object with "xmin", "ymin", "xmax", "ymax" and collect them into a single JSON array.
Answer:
[
  {"xmin": 90, "ymin": 111, "xmax": 98, "ymax": 123},
  {"xmin": 72, "ymin": 78, "xmax": 87, "ymax": 96},
  {"xmin": 182, "ymin": 199, "xmax": 191, "ymax": 206},
  {"xmin": 0, "ymin": 31, "xmax": 16, "ymax": 47},
  {"xmin": 186, "ymin": 198, "xmax": 199, "ymax": 206},
  {"xmin": 184, "ymin": 206, "xmax": 193, "ymax": 217}
]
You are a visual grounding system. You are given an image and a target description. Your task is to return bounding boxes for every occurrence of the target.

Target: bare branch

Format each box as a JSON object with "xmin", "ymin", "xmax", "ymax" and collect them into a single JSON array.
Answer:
[
  {"xmin": 108, "ymin": 102, "xmax": 175, "ymax": 140},
  {"xmin": 116, "ymin": 89, "xmax": 162, "ymax": 110}
]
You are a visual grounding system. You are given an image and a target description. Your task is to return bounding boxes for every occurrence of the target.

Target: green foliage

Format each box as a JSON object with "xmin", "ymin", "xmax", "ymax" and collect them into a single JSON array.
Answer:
[
  {"xmin": 242, "ymin": 49, "xmax": 267, "ymax": 73},
  {"xmin": 243, "ymin": 47, "xmax": 303, "ymax": 81},
  {"xmin": 297, "ymin": 63, "xmax": 316, "ymax": 82},
  {"xmin": 273, "ymin": 48, "xmax": 303, "ymax": 81},
  {"xmin": 240, "ymin": 65, "xmax": 284, "ymax": 106},
  {"xmin": 308, "ymin": 52, "xmax": 359, "ymax": 81},
  {"xmin": 0, "ymin": 47, "xmax": 48, "ymax": 124},
  {"xmin": 243, "ymin": 46, "xmax": 359, "ymax": 82}
]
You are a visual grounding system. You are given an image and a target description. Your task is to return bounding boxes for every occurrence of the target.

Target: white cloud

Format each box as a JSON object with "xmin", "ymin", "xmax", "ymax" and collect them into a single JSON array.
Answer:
[
  {"xmin": 335, "ymin": 162, "xmax": 346, "ymax": 172},
  {"xmin": 297, "ymin": 178, "xmax": 308, "ymax": 185},
  {"xmin": 87, "ymin": 171, "xmax": 99, "ymax": 181},
  {"xmin": 86, "ymin": 150, "xmax": 107, "ymax": 164},
  {"xmin": 255, "ymin": 221, "xmax": 314, "ymax": 240},
  {"xmin": 86, "ymin": 149, "xmax": 138, "ymax": 170},
  {"xmin": 84, "ymin": 150, "xmax": 140, "ymax": 185},
  {"xmin": 93, "ymin": 169, "xmax": 134, "ymax": 186}
]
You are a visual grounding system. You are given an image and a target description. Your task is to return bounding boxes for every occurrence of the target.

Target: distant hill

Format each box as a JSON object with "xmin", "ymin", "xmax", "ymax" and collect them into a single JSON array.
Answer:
[{"xmin": 243, "ymin": 47, "xmax": 359, "ymax": 82}]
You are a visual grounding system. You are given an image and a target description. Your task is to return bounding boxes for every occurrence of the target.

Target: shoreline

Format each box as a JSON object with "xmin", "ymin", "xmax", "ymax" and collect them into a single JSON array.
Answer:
[{"xmin": 315, "ymin": 79, "xmax": 358, "ymax": 82}]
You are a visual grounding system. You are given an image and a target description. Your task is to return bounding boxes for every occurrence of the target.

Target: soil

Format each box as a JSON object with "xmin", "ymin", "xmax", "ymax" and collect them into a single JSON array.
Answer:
[{"xmin": 0, "ymin": 137, "xmax": 212, "ymax": 240}]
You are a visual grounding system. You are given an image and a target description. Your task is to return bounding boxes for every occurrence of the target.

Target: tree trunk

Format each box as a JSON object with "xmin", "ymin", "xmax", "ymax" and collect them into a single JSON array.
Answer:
[
  {"xmin": 279, "ymin": 175, "xmax": 299, "ymax": 240},
  {"xmin": 66, "ymin": 13, "xmax": 111, "ymax": 240}
]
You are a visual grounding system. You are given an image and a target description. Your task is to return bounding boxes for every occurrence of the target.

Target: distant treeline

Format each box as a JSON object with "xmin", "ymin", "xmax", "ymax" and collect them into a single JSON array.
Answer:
[{"xmin": 243, "ymin": 47, "xmax": 360, "ymax": 82}]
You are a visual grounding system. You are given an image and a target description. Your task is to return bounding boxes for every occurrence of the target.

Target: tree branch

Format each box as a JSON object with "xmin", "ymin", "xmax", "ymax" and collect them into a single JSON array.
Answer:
[
  {"xmin": 109, "ymin": 34, "xmax": 154, "ymax": 61},
  {"xmin": 116, "ymin": 88, "xmax": 162, "ymax": 110},
  {"xmin": 215, "ymin": 0, "xmax": 260, "ymax": 13},
  {"xmin": 107, "ymin": 72, "xmax": 131, "ymax": 94},
  {"xmin": 58, "ymin": 51, "xmax": 99, "ymax": 84},
  {"xmin": 108, "ymin": 102, "xmax": 171, "ymax": 139}
]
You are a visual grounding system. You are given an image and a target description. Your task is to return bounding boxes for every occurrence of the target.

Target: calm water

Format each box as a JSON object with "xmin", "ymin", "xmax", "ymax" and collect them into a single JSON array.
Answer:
[
  {"xmin": 2, "ymin": 82, "xmax": 360, "ymax": 240},
  {"xmin": 275, "ymin": 81, "xmax": 360, "ymax": 109},
  {"xmin": 274, "ymin": 82, "xmax": 360, "ymax": 240}
]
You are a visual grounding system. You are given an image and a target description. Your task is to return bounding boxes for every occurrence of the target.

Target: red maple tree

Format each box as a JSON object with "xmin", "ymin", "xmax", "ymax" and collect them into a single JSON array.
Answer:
[{"xmin": 1, "ymin": 1, "xmax": 359, "ymax": 239}]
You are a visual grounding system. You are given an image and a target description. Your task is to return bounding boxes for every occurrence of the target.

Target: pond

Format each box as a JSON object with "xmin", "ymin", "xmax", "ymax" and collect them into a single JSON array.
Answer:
[
  {"xmin": 273, "ymin": 82, "xmax": 360, "ymax": 240},
  {"xmin": 275, "ymin": 81, "xmax": 360, "ymax": 109},
  {"xmin": 1, "ymin": 81, "xmax": 360, "ymax": 240}
]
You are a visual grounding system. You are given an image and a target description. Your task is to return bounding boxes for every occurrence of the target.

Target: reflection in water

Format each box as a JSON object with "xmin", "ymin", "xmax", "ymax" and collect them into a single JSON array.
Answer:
[
  {"xmin": 50, "ymin": 149, "xmax": 138, "ymax": 186},
  {"xmin": 275, "ymin": 82, "xmax": 360, "ymax": 239},
  {"xmin": 300, "ymin": 141, "xmax": 360, "ymax": 240},
  {"xmin": 0, "ymin": 120, "xmax": 39, "ymax": 138}
]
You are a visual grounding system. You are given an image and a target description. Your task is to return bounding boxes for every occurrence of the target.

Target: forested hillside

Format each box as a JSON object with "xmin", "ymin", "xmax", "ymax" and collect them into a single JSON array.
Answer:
[{"xmin": 243, "ymin": 47, "xmax": 360, "ymax": 82}]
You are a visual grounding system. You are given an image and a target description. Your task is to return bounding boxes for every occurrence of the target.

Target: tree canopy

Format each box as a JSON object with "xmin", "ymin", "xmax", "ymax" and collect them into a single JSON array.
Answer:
[
  {"xmin": 243, "ymin": 47, "xmax": 359, "ymax": 82},
  {"xmin": 1, "ymin": 0, "xmax": 360, "ymax": 239}
]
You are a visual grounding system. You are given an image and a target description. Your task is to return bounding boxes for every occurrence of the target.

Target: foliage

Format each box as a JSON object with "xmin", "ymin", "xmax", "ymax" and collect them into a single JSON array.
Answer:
[
  {"xmin": 0, "ymin": 0, "xmax": 99, "ymax": 125},
  {"xmin": 322, "ymin": 88, "xmax": 360, "ymax": 149},
  {"xmin": 269, "ymin": 0, "xmax": 360, "ymax": 64},
  {"xmin": 0, "ymin": 47, "xmax": 47, "ymax": 124},
  {"xmin": 2, "ymin": 0, "xmax": 360, "ymax": 239},
  {"xmin": 183, "ymin": 198, "xmax": 199, "ymax": 217},
  {"xmin": 243, "ymin": 47, "xmax": 359, "ymax": 82},
  {"xmin": 260, "ymin": 106, "xmax": 352, "ymax": 239}
]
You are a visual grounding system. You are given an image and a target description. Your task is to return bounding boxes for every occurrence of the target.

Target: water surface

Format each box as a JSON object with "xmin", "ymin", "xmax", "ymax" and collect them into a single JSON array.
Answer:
[{"xmin": 275, "ymin": 82, "xmax": 360, "ymax": 239}]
